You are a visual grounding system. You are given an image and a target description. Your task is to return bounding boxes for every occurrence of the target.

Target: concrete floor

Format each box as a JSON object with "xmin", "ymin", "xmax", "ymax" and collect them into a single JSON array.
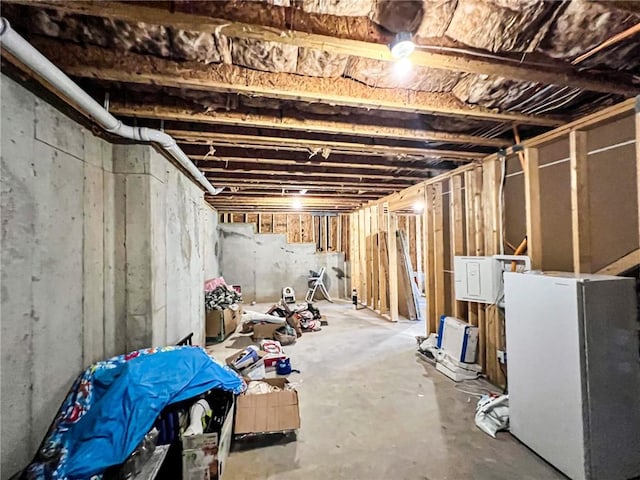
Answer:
[{"xmin": 207, "ymin": 300, "xmax": 565, "ymax": 480}]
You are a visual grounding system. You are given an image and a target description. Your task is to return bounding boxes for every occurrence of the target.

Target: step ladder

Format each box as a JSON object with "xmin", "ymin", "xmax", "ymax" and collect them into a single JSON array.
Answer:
[{"xmin": 305, "ymin": 267, "xmax": 333, "ymax": 303}]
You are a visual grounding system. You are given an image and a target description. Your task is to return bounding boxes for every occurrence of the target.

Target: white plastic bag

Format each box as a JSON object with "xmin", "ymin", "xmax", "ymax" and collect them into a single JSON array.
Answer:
[{"xmin": 475, "ymin": 394, "xmax": 509, "ymax": 438}]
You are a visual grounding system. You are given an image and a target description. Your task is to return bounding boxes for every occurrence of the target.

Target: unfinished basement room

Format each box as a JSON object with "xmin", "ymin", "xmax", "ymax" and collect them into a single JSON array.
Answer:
[{"xmin": 2, "ymin": 1, "xmax": 640, "ymax": 479}]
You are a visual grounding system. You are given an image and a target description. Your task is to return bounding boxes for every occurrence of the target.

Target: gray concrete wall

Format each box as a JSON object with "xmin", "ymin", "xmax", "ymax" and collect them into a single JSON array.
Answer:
[
  {"xmin": 0, "ymin": 75, "xmax": 218, "ymax": 477},
  {"xmin": 1, "ymin": 75, "xmax": 115, "ymax": 476},
  {"xmin": 219, "ymin": 223, "xmax": 347, "ymax": 303}
]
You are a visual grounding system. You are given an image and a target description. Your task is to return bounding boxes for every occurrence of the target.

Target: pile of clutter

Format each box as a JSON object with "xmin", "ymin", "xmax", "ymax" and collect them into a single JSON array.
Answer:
[
  {"xmin": 205, "ymin": 277, "xmax": 242, "ymax": 311},
  {"xmin": 416, "ymin": 315, "xmax": 509, "ymax": 439},
  {"xmin": 239, "ymin": 299, "xmax": 324, "ymax": 346}
]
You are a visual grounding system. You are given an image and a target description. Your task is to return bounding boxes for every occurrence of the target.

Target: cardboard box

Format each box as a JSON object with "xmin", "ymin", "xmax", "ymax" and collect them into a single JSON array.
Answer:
[
  {"xmin": 182, "ymin": 395, "xmax": 234, "ymax": 480},
  {"xmin": 251, "ymin": 323, "xmax": 281, "ymax": 341},
  {"xmin": 234, "ymin": 378, "xmax": 301, "ymax": 435},
  {"xmin": 206, "ymin": 306, "xmax": 242, "ymax": 344},
  {"xmin": 225, "ymin": 349, "xmax": 265, "ymax": 370}
]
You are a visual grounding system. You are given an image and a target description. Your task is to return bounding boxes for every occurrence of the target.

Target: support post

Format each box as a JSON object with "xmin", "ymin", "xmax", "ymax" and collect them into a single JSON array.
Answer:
[
  {"xmin": 570, "ymin": 130, "xmax": 591, "ymax": 273},
  {"xmin": 387, "ymin": 211, "xmax": 399, "ymax": 322},
  {"xmin": 524, "ymin": 148, "xmax": 542, "ymax": 269}
]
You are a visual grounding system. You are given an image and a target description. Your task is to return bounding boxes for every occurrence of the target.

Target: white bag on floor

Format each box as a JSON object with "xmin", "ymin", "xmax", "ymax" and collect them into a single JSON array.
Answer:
[
  {"xmin": 241, "ymin": 311, "xmax": 286, "ymax": 324},
  {"xmin": 475, "ymin": 394, "xmax": 509, "ymax": 438}
]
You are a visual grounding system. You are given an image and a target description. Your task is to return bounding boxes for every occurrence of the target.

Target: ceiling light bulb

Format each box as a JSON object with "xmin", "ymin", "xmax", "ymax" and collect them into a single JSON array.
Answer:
[
  {"xmin": 390, "ymin": 32, "xmax": 415, "ymax": 59},
  {"xmin": 394, "ymin": 57, "xmax": 413, "ymax": 78},
  {"xmin": 292, "ymin": 199, "xmax": 303, "ymax": 210},
  {"xmin": 413, "ymin": 201, "xmax": 424, "ymax": 212}
]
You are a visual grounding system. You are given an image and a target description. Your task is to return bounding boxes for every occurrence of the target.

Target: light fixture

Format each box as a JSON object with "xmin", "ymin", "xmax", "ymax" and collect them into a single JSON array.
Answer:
[
  {"xmin": 393, "ymin": 57, "xmax": 413, "ymax": 78},
  {"xmin": 413, "ymin": 201, "xmax": 424, "ymax": 212},
  {"xmin": 390, "ymin": 32, "xmax": 415, "ymax": 59},
  {"xmin": 292, "ymin": 199, "xmax": 303, "ymax": 210}
]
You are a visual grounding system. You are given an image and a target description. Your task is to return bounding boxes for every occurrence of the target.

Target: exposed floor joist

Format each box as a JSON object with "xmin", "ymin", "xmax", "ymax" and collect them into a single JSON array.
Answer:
[
  {"xmin": 31, "ymin": 38, "xmax": 562, "ymax": 127},
  {"xmin": 192, "ymin": 156, "xmax": 449, "ymax": 175},
  {"xmin": 168, "ymin": 130, "xmax": 485, "ymax": 160},
  {"xmin": 201, "ymin": 165, "xmax": 426, "ymax": 181},
  {"xmin": 111, "ymin": 103, "xmax": 509, "ymax": 147},
  {"xmin": 13, "ymin": 0, "xmax": 638, "ymax": 95},
  {"xmin": 204, "ymin": 176, "xmax": 411, "ymax": 190}
]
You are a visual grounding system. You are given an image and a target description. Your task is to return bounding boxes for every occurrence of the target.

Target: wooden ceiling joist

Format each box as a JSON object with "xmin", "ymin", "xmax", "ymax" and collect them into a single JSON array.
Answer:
[
  {"xmin": 111, "ymin": 103, "xmax": 509, "ymax": 148},
  {"xmin": 214, "ymin": 191, "xmax": 380, "ymax": 199},
  {"xmin": 31, "ymin": 38, "xmax": 561, "ymax": 127},
  {"xmin": 14, "ymin": 0, "xmax": 638, "ymax": 95},
  {"xmin": 205, "ymin": 176, "xmax": 409, "ymax": 190},
  {"xmin": 190, "ymin": 155, "xmax": 452, "ymax": 174},
  {"xmin": 201, "ymin": 165, "xmax": 426, "ymax": 182},
  {"xmin": 168, "ymin": 130, "xmax": 485, "ymax": 160}
]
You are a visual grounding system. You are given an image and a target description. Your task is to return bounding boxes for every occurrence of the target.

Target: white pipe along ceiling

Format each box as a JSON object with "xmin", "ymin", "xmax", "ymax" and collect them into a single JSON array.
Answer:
[{"xmin": 0, "ymin": 18, "xmax": 223, "ymax": 196}]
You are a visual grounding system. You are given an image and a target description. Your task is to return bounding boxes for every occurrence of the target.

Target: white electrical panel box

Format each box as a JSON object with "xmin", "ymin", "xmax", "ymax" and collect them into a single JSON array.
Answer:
[
  {"xmin": 453, "ymin": 256, "xmax": 501, "ymax": 303},
  {"xmin": 454, "ymin": 255, "xmax": 531, "ymax": 304}
]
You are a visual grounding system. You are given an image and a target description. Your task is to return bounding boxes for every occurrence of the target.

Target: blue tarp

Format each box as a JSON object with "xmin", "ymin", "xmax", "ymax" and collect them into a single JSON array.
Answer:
[{"xmin": 26, "ymin": 346, "xmax": 244, "ymax": 480}]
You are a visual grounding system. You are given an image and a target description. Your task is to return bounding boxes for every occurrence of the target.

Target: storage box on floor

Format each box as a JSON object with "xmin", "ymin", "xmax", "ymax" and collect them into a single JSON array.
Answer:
[
  {"xmin": 235, "ymin": 378, "xmax": 301, "ymax": 436},
  {"xmin": 182, "ymin": 391, "xmax": 235, "ymax": 480},
  {"xmin": 206, "ymin": 306, "xmax": 242, "ymax": 344}
]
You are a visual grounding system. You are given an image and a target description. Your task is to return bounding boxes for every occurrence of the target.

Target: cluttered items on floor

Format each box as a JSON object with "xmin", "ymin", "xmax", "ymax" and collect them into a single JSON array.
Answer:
[
  {"xmin": 234, "ymin": 378, "xmax": 301, "ymax": 436},
  {"xmin": 238, "ymin": 299, "xmax": 325, "ymax": 344},
  {"xmin": 23, "ymin": 346, "xmax": 244, "ymax": 480},
  {"xmin": 181, "ymin": 390, "xmax": 235, "ymax": 480},
  {"xmin": 205, "ymin": 277, "xmax": 243, "ymax": 344}
]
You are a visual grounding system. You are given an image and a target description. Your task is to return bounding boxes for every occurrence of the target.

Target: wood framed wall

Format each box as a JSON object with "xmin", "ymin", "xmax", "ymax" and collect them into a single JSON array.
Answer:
[
  {"xmin": 219, "ymin": 212, "xmax": 350, "ymax": 252},
  {"xmin": 350, "ymin": 97, "xmax": 639, "ymax": 387}
]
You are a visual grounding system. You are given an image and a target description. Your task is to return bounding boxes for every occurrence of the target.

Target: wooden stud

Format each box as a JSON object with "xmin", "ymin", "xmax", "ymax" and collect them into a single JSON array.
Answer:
[
  {"xmin": 388, "ymin": 212, "xmax": 399, "ymax": 322},
  {"xmin": 524, "ymin": 148, "xmax": 542, "ymax": 269},
  {"xmin": 379, "ymin": 204, "xmax": 389, "ymax": 314},
  {"xmin": 424, "ymin": 186, "xmax": 437, "ymax": 334},
  {"xmin": 450, "ymin": 175, "xmax": 466, "ymax": 318},
  {"xmin": 415, "ymin": 213, "xmax": 423, "ymax": 293},
  {"xmin": 358, "ymin": 210, "xmax": 367, "ymax": 305},
  {"xmin": 350, "ymin": 212, "xmax": 360, "ymax": 296},
  {"xmin": 570, "ymin": 130, "xmax": 592, "ymax": 273},
  {"xmin": 370, "ymin": 206, "xmax": 379, "ymax": 311},
  {"xmin": 463, "ymin": 170, "xmax": 478, "ymax": 328},
  {"xmin": 433, "ymin": 182, "xmax": 446, "ymax": 328}
]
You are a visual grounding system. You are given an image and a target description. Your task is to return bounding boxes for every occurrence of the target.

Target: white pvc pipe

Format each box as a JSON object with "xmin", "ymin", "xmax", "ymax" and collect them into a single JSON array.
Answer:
[{"xmin": 0, "ymin": 18, "xmax": 222, "ymax": 195}]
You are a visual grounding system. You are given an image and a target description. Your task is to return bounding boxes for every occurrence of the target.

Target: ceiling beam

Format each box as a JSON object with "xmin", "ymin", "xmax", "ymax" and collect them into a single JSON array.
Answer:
[
  {"xmin": 168, "ymin": 130, "xmax": 485, "ymax": 160},
  {"xmin": 193, "ymin": 157, "xmax": 444, "ymax": 174},
  {"xmin": 111, "ymin": 103, "xmax": 509, "ymax": 147},
  {"xmin": 200, "ymin": 165, "xmax": 426, "ymax": 181},
  {"xmin": 208, "ymin": 183, "xmax": 396, "ymax": 193},
  {"xmin": 214, "ymin": 191, "xmax": 380, "ymax": 199},
  {"xmin": 205, "ymin": 176, "xmax": 409, "ymax": 190},
  {"xmin": 12, "ymin": 0, "xmax": 639, "ymax": 95},
  {"xmin": 30, "ymin": 38, "xmax": 561, "ymax": 127}
]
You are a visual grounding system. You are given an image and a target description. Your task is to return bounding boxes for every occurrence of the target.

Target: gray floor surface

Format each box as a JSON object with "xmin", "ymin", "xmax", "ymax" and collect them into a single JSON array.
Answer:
[{"xmin": 207, "ymin": 300, "xmax": 565, "ymax": 480}]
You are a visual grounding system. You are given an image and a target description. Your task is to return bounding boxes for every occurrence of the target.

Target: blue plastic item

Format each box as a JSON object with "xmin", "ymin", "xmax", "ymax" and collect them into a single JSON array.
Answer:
[{"xmin": 27, "ymin": 346, "xmax": 244, "ymax": 480}]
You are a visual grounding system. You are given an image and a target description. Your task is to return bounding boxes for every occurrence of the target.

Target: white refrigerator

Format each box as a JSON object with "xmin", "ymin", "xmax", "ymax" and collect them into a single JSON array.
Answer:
[{"xmin": 503, "ymin": 272, "xmax": 640, "ymax": 480}]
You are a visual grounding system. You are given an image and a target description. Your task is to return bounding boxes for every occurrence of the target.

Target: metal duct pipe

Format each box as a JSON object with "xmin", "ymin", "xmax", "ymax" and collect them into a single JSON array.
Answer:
[{"xmin": 0, "ymin": 18, "xmax": 223, "ymax": 195}]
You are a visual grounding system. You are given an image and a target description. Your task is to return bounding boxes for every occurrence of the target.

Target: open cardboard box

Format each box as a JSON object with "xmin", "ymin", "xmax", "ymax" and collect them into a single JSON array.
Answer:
[
  {"xmin": 234, "ymin": 378, "xmax": 301, "ymax": 435},
  {"xmin": 206, "ymin": 306, "xmax": 243, "ymax": 344},
  {"xmin": 251, "ymin": 323, "xmax": 281, "ymax": 341}
]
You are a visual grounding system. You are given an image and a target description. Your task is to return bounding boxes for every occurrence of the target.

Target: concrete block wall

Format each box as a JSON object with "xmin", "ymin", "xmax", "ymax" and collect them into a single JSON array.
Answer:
[
  {"xmin": 219, "ymin": 223, "xmax": 348, "ymax": 303},
  {"xmin": 0, "ymin": 75, "xmax": 219, "ymax": 477}
]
